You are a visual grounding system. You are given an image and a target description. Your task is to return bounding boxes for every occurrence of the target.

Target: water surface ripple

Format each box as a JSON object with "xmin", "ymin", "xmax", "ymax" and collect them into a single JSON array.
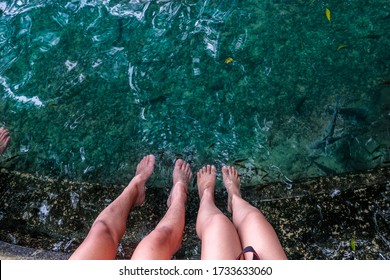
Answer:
[{"xmin": 1, "ymin": 0, "xmax": 389, "ymax": 186}]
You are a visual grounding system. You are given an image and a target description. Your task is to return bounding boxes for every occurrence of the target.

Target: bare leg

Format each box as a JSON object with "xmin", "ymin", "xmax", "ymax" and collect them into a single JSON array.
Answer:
[
  {"xmin": 0, "ymin": 127, "xmax": 10, "ymax": 155},
  {"xmin": 131, "ymin": 159, "xmax": 192, "ymax": 260},
  {"xmin": 223, "ymin": 166, "xmax": 287, "ymax": 260},
  {"xmin": 69, "ymin": 155, "xmax": 155, "ymax": 260},
  {"xmin": 196, "ymin": 165, "xmax": 242, "ymax": 259}
]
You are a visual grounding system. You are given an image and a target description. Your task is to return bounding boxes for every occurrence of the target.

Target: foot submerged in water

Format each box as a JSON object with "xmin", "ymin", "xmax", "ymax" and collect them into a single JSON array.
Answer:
[
  {"xmin": 222, "ymin": 166, "xmax": 241, "ymax": 213},
  {"xmin": 133, "ymin": 154, "xmax": 155, "ymax": 206},
  {"xmin": 0, "ymin": 127, "xmax": 10, "ymax": 155},
  {"xmin": 167, "ymin": 159, "xmax": 192, "ymax": 207},
  {"xmin": 196, "ymin": 165, "xmax": 216, "ymax": 201}
]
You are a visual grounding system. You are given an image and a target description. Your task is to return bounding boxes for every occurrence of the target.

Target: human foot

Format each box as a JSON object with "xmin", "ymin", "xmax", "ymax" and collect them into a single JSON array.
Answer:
[
  {"xmin": 167, "ymin": 159, "xmax": 192, "ymax": 207},
  {"xmin": 222, "ymin": 166, "xmax": 241, "ymax": 213},
  {"xmin": 0, "ymin": 128, "xmax": 10, "ymax": 155},
  {"xmin": 133, "ymin": 154, "xmax": 155, "ymax": 206},
  {"xmin": 196, "ymin": 165, "xmax": 216, "ymax": 200}
]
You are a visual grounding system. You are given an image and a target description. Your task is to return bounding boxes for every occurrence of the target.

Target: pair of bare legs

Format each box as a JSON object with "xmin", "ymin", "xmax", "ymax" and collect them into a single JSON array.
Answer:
[
  {"xmin": 69, "ymin": 155, "xmax": 286, "ymax": 260},
  {"xmin": 0, "ymin": 127, "xmax": 10, "ymax": 155},
  {"xmin": 69, "ymin": 155, "xmax": 192, "ymax": 260},
  {"xmin": 196, "ymin": 165, "xmax": 287, "ymax": 259},
  {"xmin": 1, "ymin": 127, "xmax": 285, "ymax": 259}
]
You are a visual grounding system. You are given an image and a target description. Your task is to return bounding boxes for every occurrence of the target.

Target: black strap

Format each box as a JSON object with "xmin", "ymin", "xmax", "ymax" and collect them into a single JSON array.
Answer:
[{"xmin": 236, "ymin": 246, "xmax": 260, "ymax": 260}]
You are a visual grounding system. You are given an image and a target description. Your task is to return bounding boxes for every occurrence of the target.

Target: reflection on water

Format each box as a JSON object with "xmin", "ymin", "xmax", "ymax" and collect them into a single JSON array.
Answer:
[{"xmin": 1, "ymin": 0, "xmax": 389, "ymax": 186}]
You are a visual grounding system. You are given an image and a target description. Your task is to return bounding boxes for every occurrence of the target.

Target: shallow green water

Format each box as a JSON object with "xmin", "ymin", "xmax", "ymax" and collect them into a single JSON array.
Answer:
[{"xmin": 1, "ymin": 0, "xmax": 389, "ymax": 186}]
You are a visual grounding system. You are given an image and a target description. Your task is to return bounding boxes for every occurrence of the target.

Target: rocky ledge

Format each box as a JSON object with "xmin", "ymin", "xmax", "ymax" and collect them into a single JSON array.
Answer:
[{"xmin": 0, "ymin": 166, "xmax": 389, "ymax": 260}]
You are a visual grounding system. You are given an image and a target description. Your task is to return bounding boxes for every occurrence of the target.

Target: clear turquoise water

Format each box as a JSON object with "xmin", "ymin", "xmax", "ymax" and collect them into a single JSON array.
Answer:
[{"xmin": 1, "ymin": 0, "xmax": 389, "ymax": 186}]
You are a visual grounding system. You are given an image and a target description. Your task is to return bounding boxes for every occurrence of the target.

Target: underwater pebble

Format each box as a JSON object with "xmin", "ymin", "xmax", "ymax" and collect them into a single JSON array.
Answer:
[
  {"xmin": 70, "ymin": 191, "xmax": 80, "ymax": 209},
  {"xmin": 22, "ymin": 211, "xmax": 32, "ymax": 220},
  {"xmin": 38, "ymin": 200, "xmax": 51, "ymax": 223},
  {"xmin": 52, "ymin": 241, "xmax": 63, "ymax": 251},
  {"xmin": 7, "ymin": 233, "xmax": 18, "ymax": 244},
  {"xmin": 20, "ymin": 145, "xmax": 29, "ymax": 153},
  {"xmin": 64, "ymin": 238, "xmax": 75, "ymax": 251},
  {"xmin": 330, "ymin": 189, "xmax": 341, "ymax": 198}
]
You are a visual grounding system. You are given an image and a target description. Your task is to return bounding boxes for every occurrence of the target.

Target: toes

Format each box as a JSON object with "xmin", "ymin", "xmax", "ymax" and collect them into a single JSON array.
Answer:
[
  {"xmin": 205, "ymin": 165, "xmax": 216, "ymax": 174},
  {"xmin": 136, "ymin": 154, "xmax": 155, "ymax": 177},
  {"xmin": 222, "ymin": 165, "xmax": 238, "ymax": 177},
  {"xmin": 145, "ymin": 154, "xmax": 155, "ymax": 165},
  {"xmin": 148, "ymin": 154, "xmax": 154, "ymax": 159},
  {"xmin": 198, "ymin": 165, "xmax": 216, "ymax": 176},
  {"xmin": 186, "ymin": 166, "xmax": 192, "ymax": 180},
  {"xmin": 174, "ymin": 159, "xmax": 192, "ymax": 182},
  {"xmin": 222, "ymin": 165, "xmax": 228, "ymax": 175},
  {"xmin": 182, "ymin": 161, "xmax": 191, "ymax": 176},
  {"xmin": 198, "ymin": 166, "xmax": 205, "ymax": 177},
  {"xmin": 197, "ymin": 168, "xmax": 204, "ymax": 180},
  {"xmin": 175, "ymin": 158, "xmax": 184, "ymax": 169}
]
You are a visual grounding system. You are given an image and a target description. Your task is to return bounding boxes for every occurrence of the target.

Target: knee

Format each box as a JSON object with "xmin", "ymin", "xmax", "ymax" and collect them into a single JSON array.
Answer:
[
  {"xmin": 210, "ymin": 213, "xmax": 231, "ymax": 226},
  {"xmin": 236, "ymin": 209, "xmax": 268, "ymax": 229},
  {"xmin": 151, "ymin": 226, "xmax": 174, "ymax": 243},
  {"xmin": 197, "ymin": 213, "xmax": 231, "ymax": 239},
  {"xmin": 91, "ymin": 220, "xmax": 119, "ymax": 244},
  {"xmin": 148, "ymin": 225, "xmax": 181, "ymax": 253}
]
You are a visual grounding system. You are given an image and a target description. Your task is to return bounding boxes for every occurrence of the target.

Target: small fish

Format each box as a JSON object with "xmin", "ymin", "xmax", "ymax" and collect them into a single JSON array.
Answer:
[
  {"xmin": 4, "ymin": 154, "xmax": 20, "ymax": 162},
  {"xmin": 295, "ymin": 97, "xmax": 307, "ymax": 114},
  {"xmin": 260, "ymin": 168, "xmax": 269, "ymax": 179},
  {"xmin": 233, "ymin": 163, "xmax": 246, "ymax": 168},
  {"xmin": 233, "ymin": 158, "xmax": 247, "ymax": 164},
  {"xmin": 371, "ymin": 154, "xmax": 382, "ymax": 161},
  {"xmin": 207, "ymin": 143, "xmax": 216, "ymax": 150},
  {"xmin": 325, "ymin": 8, "xmax": 331, "ymax": 22},
  {"xmin": 225, "ymin": 57, "xmax": 233, "ymax": 64},
  {"xmin": 308, "ymin": 135, "xmax": 345, "ymax": 150},
  {"xmin": 339, "ymin": 107, "xmax": 368, "ymax": 122},
  {"xmin": 362, "ymin": 34, "xmax": 382, "ymax": 39},
  {"xmin": 381, "ymin": 80, "xmax": 390, "ymax": 86},
  {"xmin": 313, "ymin": 161, "xmax": 336, "ymax": 176},
  {"xmin": 47, "ymin": 101, "xmax": 59, "ymax": 108},
  {"xmin": 323, "ymin": 96, "xmax": 340, "ymax": 141},
  {"xmin": 113, "ymin": 18, "xmax": 124, "ymax": 46},
  {"xmin": 337, "ymin": 44, "xmax": 347, "ymax": 51},
  {"xmin": 261, "ymin": 173, "xmax": 269, "ymax": 180},
  {"xmin": 149, "ymin": 95, "xmax": 167, "ymax": 104}
]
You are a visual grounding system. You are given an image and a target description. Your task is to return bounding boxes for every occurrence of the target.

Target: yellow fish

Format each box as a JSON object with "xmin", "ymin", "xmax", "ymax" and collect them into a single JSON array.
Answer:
[
  {"xmin": 350, "ymin": 237, "xmax": 356, "ymax": 251},
  {"xmin": 225, "ymin": 57, "xmax": 233, "ymax": 64},
  {"xmin": 337, "ymin": 44, "xmax": 347, "ymax": 51},
  {"xmin": 326, "ymin": 8, "xmax": 331, "ymax": 22}
]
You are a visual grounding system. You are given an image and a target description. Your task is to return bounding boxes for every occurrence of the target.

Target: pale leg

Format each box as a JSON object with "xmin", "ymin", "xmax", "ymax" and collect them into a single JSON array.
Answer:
[
  {"xmin": 131, "ymin": 159, "xmax": 192, "ymax": 260},
  {"xmin": 223, "ymin": 166, "xmax": 287, "ymax": 260},
  {"xmin": 69, "ymin": 155, "xmax": 155, "ymax": 260},
  {"xmin": 196, "ymin": 165, "xmax": 242, "ymax": 259}
]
